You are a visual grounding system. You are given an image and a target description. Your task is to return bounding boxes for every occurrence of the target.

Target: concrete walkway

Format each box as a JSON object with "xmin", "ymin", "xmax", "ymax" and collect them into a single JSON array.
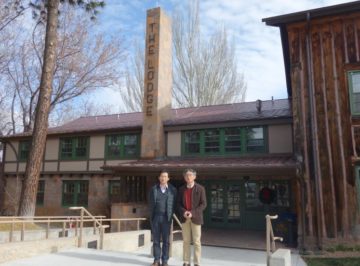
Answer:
[{"xmin": 1, "ymin": 245, "xmax": 307, "ymax": 266}]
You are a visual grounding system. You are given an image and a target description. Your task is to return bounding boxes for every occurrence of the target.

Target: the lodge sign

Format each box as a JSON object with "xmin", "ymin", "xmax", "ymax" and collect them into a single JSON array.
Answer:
[{"xmin": 144, "ymin": 12, "xmax": 159, "ymax": 116}]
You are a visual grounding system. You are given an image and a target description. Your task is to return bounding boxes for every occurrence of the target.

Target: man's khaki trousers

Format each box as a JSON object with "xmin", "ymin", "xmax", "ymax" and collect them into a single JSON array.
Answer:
[{"xmin": 182, "ymin": 218, "xmax": 201, "ymax": 265}]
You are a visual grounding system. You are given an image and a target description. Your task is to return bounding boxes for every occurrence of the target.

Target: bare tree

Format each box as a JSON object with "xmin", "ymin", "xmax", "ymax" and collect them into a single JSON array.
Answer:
[
  {"xmin": 49, "ymin": 98, "xmax": 118, "ymax": 127},
  {"xmin": 122, "ymin": 42, "xmax": 144, "ymax": 112},
  {"xmin": 120, "ymin": 0, "xmax": 246, "ymax": 111},
  {"xmin": 3, "ymin": 5, "xmax": 124, "ymax": 133}
]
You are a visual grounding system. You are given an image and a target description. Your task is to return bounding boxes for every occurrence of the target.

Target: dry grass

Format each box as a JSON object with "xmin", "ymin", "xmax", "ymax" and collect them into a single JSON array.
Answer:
[{"xmin": 0, "ymin": 220, "xmax": 43, "ymax": 231}]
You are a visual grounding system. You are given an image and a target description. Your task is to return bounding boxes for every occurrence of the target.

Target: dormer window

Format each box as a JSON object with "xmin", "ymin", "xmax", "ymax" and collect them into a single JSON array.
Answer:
[{"xmin": 348, "ymin": 71, "xmax": 360, "ymax": 115}]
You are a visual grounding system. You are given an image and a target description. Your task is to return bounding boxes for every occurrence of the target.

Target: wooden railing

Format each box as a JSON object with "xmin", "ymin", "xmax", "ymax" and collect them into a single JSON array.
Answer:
[{"xmin": 266, "ymin": 214, "xmax": 283, "ymax": 266}]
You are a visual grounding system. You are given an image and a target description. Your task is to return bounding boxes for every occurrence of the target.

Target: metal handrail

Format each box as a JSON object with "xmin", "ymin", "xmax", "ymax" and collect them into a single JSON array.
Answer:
[
  {"xmin": 169, "ymin": 213, "xmax": 182, "ymax": 257},
  {"xmin": 266, "ymin": 214, "xmax": 283, "ymax": 266},
  {"xmin": 69, "ymin": 206, "xmax": 109, "ymax": 249},
  {"xmin": 0, "ymin": 215, "xmax": 105, "ymax": 220},
  {"xmin": 0, "ymin": 215, "xmax": 147, "ymax": 244}
]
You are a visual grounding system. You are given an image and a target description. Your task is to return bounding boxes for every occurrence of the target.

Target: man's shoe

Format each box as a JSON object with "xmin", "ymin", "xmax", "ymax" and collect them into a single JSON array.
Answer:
[
  {"xmin": 162, "ymin": 263, "xmax": 169, "ymax": 266},
  {"xmin": 182, "ymin": 264, "xmax": 190, "ymax": 266},
  {"xmin": 151, "ymin": 261, "xmax": 160, "ymax": 266},
  {"xmin": 194, "ymin": 264, "xmax": 200, "ymax": 266}
]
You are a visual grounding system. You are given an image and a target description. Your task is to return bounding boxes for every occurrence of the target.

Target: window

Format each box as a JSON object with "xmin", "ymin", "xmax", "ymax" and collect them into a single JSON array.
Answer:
[
  {"xmin": 348, "ymin": 71, "xmax": 360, "ymax": 115},
  {"xmin": 109, "ymin": 176, "xmax": 146, "ymax": 203},
  {"xmin": 183, "ymin": 126, "xmax": 266, "ymax": 156},
  {"xmin": 19, "ymin": 140, "xmax": 31, "ymax": 161},
  {"xmin": 245, "ymin": 180, "xmax": 290, "ymax": 211},
  {"xmin": 109, "ymin": 180, "xmax": 121, "ymax": 202},
  {"xmin": 246, "ymin": 127, "xmax": 265, "ymax": 152},
  {"xmin": 184, "ymin": 131, "xmax": 201, "ymax": 154},
  {"xmin": 106, "ymin": 134, "xmax": 140, "ymax": 159},
  {"xmin": 204, "ymin": 129, "xmax": 220, "ymax": 153},
  {"xmin": 224, "ymin": 127, "xmax": 242, "ymax": 153},
  {"xmin": 60, "ymin": 137, "xmax": 89, "ymax": 160},
  {"xmin": 36, "ymin": 180, "xmax": 45, "ymax": 206},
  {"xmin": 62, "ymin": 180, "xmax": 89, "ymax": 207}
]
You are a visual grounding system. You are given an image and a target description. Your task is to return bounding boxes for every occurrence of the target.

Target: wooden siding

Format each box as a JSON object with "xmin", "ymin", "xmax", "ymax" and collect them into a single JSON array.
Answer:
[{"xmin": 287, "ymin": 12, "xmax": 359, "ymax": 245}]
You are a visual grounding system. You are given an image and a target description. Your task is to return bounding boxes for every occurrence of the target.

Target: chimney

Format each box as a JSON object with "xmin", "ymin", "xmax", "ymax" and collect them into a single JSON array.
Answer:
[
  {"xmin": 256, "ymin": 99, "xmax": 262, "ymax": 113},
  {"xmin": 141, "ymin": 8, "xmax": 172, "ymax": 159}
]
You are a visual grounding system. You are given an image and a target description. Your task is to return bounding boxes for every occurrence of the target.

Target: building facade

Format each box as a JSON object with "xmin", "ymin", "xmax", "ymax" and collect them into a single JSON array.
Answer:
[
  {"xmin": 1, "ymin": 3, "xmax": 360, "ymax": 250},
  {"xmin": 264, "ymin": 0, "xmax": 360, "ymax": 249}
]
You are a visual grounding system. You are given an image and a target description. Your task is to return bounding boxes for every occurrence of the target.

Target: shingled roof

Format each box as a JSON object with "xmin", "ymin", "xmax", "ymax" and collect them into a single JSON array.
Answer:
[{"xmin": 2, "ymin": 98, "xmax": 291, "ymax": 138}]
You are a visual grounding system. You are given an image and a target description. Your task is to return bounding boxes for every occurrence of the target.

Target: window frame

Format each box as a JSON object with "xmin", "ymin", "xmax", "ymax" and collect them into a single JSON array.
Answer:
[
  {"xmin": 59, "ymin": 136, "xmax": 89, "ymax": 160},
  {"xmin": 105, "ymin": 133, "xmax": 140, "ymax": 159},
  {"xmin": 61, "ymin": 180, "xmax": 89, "ymax": 207},
  {"xmin": 19, "ymin": 140, "xmax": 31, "ymax": 161},
  {"xmin": 108, "ymin": 179, "xmax": 122, "ymax": 202},
  {"xmin": 348, "ymin": 70, "xmax": 360, "ymax": 116},
  {"xmin": 36, "ymin": 180, "xmax": 45, "ymax": 206},
  {"xmin": 182, "ymin": 126, "xmax": 268, "ymax": 156}
]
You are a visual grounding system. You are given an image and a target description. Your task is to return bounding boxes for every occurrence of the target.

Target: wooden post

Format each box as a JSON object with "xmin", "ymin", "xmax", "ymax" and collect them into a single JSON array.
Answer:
[
  {"xmin": 137, "ymin": 220, "xmax": 140, "ymax": 230},
  {"xmin": 93, "ymin": 220, "xmax": 96, "ymax": 235},
  {"xmin": 117, "ymin": 220, "xmax": 121, "ymax": 232}
]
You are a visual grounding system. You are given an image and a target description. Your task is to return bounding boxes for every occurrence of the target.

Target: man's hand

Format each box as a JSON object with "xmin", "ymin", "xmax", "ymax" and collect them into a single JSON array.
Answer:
[{"xmin": 184, "ymin": 211, "xmax": 192, "ymax": 219}]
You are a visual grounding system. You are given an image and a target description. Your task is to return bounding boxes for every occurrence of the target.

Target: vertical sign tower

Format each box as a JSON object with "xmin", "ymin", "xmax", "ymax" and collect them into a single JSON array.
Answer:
[{"xmin": 141, "ymin": 8, "xmax": 172, "ymax": 159}]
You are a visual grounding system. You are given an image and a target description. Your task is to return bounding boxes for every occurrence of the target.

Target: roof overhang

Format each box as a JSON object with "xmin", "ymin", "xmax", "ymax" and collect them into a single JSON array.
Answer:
[{"xmin": 102, "ymin": 155, "xmax": 297, "ymax": 176}]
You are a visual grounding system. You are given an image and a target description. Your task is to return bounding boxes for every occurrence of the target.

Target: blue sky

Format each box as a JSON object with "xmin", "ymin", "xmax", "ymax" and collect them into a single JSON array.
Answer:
[{"xmin": 91, "ymin": 0, "xmax": 354, "ymax": 109}]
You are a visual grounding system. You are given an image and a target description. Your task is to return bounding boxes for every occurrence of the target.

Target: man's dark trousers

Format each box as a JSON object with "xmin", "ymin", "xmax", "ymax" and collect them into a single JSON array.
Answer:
[{"xmin": 152, "ymin": 214, "xmax": 171, "ymax": 263}]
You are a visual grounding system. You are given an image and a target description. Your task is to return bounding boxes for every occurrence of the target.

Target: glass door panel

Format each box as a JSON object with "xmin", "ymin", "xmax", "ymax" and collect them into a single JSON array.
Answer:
[
  {"xmin": 227, "ymin": 184, "xmax": 241, "ymax": 224},
  {"xmin": 210, "ymin": 183, "xmax": 224, "ymax": 223}
]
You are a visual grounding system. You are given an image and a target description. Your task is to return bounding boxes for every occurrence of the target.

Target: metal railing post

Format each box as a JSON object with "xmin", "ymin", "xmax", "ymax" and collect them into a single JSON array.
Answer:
[
  {"xmin": 266, "ymin": 215, "xmax": 271, "ymax": 266},
  {"xmin": 169, "ymin": 220, "xmax": 174, "ymax": 257},
  {"xmin": 21, "ymin": 222, "xmax": 25, "ymax": 241},
  {"xmin": 62, "ymin": 221, "xmax": 66, "ymax": 237},
  {"xmin": 100, "ymin": 226, "xmax": 104, "ymax": 250},
  {"xmin": 46, "ymin": 218, "xmax": 50, "ymax": 239},
  {"xmin": 9, "ymin": 218, "xmax": 14, "ymax": 242},
  {"xmin": 79, "ymin": 208, "xmax": 84, "ymax": 247}
]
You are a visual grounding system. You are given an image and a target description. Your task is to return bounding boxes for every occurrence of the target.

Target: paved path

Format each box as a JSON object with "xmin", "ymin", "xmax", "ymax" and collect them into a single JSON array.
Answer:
[{"xmin": 1, "ymin": 246, "xmax": 307, "ymax": 266}]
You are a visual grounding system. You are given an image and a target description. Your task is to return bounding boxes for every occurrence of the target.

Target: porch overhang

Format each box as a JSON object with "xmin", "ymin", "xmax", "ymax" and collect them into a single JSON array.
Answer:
[{"xmin": 101, "ymin": 155, "xmax": 297, "ymax": 176}]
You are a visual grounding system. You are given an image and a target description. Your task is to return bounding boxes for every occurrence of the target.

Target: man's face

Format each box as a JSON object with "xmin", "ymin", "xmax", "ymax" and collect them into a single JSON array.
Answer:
[
  {"xmin": 159, "ymin": 172, "xmax": 169, "ymax": 186},
  {"xmin": 184, "ymin": 171, "xmax": 196, "ymax": 185}
]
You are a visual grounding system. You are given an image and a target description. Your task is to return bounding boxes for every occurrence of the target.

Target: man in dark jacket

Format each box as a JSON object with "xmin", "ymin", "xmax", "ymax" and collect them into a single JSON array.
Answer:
[
  {"xmin": 149, "ymin": 170, "xmax": 177, "ymax": 266},
  {"xmin": 177, "ymin": 169, "xmax": 207, "ymax": 266}
]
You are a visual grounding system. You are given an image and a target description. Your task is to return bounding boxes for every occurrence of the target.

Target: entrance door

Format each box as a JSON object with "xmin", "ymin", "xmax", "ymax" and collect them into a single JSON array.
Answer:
[{"xmin": 206, "ymin": 181, "xmax": 243, "ymax": 228}]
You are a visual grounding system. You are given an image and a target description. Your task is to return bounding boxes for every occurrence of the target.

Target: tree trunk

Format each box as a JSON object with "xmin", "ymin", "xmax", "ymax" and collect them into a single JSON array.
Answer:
[{"xmin": 18, "ymin": 0, "xmax": 60, "ymax": 217}]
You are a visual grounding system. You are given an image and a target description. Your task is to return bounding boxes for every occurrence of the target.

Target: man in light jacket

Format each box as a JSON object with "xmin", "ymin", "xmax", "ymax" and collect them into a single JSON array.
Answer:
[{"xmin": 177, "ymin": 168, "xmax": 207, "ymax": 266}]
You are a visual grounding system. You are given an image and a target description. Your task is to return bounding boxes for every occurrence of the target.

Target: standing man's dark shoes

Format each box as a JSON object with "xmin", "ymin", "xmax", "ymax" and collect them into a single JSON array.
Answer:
[
  {"xmin": 162, "ymin": 263, "xmax": 169, "ymax": 266},
  {"xmin": 182, "ymin": 264, "xmax": 190, "ymax": 266},
  {"xmin": 151, "ymin": 261, "xmax": 160, "ymax": 266}
]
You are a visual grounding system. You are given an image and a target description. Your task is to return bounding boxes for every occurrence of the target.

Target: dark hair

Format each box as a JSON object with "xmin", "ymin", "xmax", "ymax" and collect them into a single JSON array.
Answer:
[
  {"xmin": 159, "ymin": 169, "xmax": 170, "ymax": 176},
  {"xmin": 183, "ymin": 168, "xmax": 196, "ymax": 176}
]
